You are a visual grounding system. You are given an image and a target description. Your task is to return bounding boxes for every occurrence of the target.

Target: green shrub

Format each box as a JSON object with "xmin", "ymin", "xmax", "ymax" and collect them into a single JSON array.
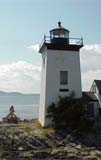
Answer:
[{"xmin": 47, "ymin": 96, "xmax": 92, "ymax": 130}]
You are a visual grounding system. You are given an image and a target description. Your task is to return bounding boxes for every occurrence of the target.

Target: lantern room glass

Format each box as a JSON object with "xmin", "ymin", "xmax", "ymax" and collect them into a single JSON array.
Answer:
[{"xmin": 50, "ymin": 29, "xmax": 69, "ymax": 39}]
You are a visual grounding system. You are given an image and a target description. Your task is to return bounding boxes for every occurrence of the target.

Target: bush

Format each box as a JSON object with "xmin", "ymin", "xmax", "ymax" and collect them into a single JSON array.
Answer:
[{"xmin": 47, "ymin": 96, "xmax": 92, "ymax": 130}]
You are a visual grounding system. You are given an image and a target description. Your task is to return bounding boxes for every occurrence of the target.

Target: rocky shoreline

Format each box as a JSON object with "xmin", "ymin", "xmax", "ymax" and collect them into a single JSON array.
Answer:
[{"xmin": 0, "ymin": 121, "xmax": 101, "ymax": 159}]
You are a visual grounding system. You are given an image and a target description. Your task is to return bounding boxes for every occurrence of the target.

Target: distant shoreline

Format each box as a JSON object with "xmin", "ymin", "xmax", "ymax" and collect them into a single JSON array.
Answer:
[{"xmin": 0, "ymin": 91, "xmax": 40, "ymax": 96}]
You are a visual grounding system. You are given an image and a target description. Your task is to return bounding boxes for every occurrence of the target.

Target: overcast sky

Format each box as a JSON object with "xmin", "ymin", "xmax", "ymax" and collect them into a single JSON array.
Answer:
[{"xmin": 0, "ymin": 0, "xmax": 101, "ymax": 93}]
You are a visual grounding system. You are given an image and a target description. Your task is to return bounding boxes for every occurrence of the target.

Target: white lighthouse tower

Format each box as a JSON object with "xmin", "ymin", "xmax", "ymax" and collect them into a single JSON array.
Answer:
[{"xmin": 39, "ymin": 22, "xmax": 83, "ymax": 127}]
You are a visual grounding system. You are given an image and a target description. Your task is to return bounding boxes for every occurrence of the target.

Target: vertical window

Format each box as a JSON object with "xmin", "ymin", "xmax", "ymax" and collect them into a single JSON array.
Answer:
[
  {"xmin": 93, "ymin": 85, "xmax": 96, "ymax": 93},
  {"xmin": 60, "ymin": 71, "xmax": 68, "ymax": 85}
]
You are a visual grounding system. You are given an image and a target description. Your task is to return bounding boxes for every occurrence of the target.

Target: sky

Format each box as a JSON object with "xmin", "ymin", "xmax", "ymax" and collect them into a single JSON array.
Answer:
[{"xmin": 0, "ymin": 0, "xmax": 101, "ymax": 93}]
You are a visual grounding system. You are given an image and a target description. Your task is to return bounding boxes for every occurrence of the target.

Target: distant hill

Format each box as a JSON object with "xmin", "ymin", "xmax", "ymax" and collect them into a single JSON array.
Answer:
[{"xmin": 0, "ymin": 91, "xmax": 39, "ymax": 96}]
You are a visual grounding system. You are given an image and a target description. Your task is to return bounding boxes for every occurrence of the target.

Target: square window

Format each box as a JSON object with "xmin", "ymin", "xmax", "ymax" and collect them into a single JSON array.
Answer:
[{"xmin": 60, "ymin": 71, "xmax": 68, "ymax": 85}]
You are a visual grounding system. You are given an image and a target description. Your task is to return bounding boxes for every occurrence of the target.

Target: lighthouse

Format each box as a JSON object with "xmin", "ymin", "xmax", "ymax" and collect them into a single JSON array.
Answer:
[{"xmin": 39, "ymin": 22, "xmax": 83, "ymax": 127}]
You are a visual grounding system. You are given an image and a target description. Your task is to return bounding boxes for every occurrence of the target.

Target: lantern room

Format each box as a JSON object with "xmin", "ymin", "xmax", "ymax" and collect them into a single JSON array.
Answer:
[{"xmin": 50, "ymin": 21, "xmax": 69, "ymax": 44}]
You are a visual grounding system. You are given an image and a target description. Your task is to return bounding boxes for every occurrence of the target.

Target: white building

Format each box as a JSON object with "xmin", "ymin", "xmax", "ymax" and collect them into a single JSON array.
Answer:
[
  {"xmin": 38, "ymin": 22, "xmax": 83, "ymax": 127},
  {"xmin": 81, "ymin": 80, "xmax": 101, "ymax": 119},
  {"xmin": 90, "ymin": 80, "xmax": 101, "ymax": 109},
  {"xmin": 82, "ymin": 91, "xmax": 99, "ymax": 118}
]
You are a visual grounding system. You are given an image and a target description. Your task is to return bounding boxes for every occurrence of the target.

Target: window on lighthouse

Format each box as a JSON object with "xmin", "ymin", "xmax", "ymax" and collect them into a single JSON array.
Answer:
[{"xmin": 60, "ymin": 71, "xmax": 68, "ymax": 85}]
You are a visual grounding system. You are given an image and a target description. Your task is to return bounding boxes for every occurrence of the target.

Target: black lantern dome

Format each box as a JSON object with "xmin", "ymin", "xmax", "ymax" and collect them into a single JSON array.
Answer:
[
  {"xmin": 50, "ymin": 22, "xmax": 69, "ymax": 44},
  {"xmin": 39, "ymin": 22, "xmax": 83, "ymax": 53}
]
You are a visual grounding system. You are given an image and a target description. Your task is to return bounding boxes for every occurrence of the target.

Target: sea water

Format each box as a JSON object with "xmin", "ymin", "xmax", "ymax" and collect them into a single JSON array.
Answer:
[{"xmin": 0, "ymin": 94, "xmax": 40, "ymax": 120}]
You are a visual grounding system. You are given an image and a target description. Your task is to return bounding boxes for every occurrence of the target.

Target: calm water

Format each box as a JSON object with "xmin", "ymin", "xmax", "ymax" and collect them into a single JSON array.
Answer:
[{"xmin": 0, "ymin": 94, "xmax": 40, "ymax": 120}]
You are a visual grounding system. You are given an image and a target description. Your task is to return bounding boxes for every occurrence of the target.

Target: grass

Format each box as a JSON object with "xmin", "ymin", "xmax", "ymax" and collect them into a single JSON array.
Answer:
[{"xmin": 0, "ymin": 120, "xmax": 55, "ymax": 137}]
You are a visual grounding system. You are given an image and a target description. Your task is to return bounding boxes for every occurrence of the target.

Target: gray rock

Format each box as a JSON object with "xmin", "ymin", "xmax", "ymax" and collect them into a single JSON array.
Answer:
[
  {"xmin": 67, "ymin": 153, "xmax": 77, "ymax": 159},
  {"xmin": 89, "ymin": 151, "xmax": 97, "ymax": 156},
  {"xmin": 95, "ymin": 150, "xmax": 101, "ymax": 156},
  {"xmin": 83, "ymin": 155, "xmax": 97, "ymax": 160},
  {"xmin": 76, "ymin": 144, "xmax": 82, "ymax": 149}
]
